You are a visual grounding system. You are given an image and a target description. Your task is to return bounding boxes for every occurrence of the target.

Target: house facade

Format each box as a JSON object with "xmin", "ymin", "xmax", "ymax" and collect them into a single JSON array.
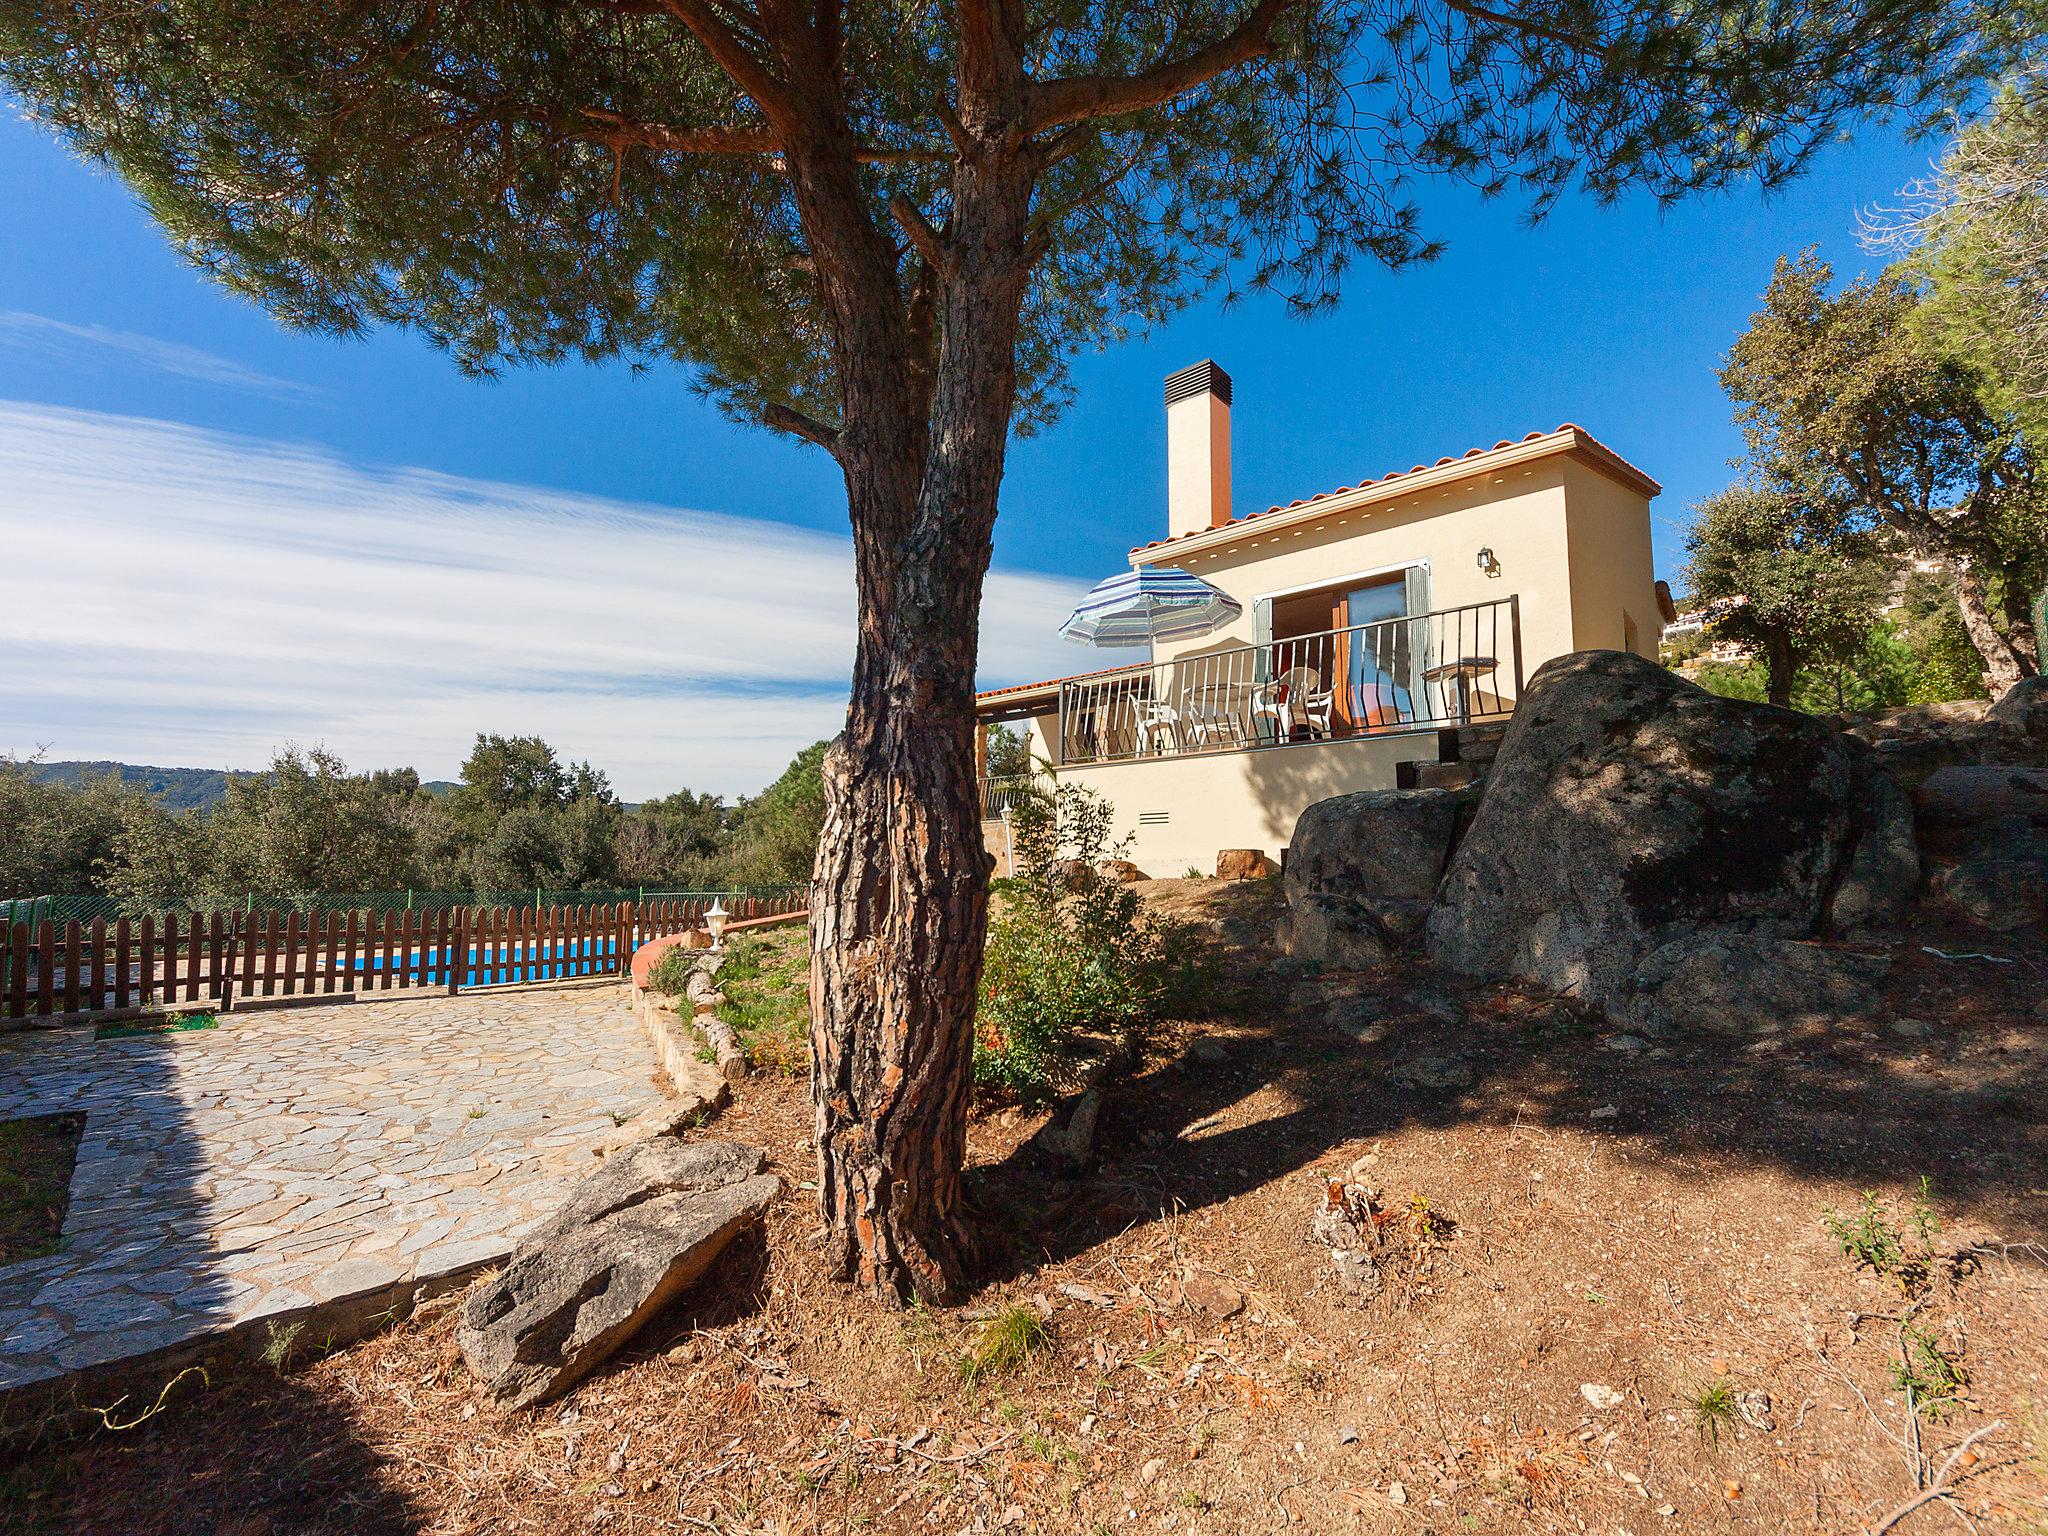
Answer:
[{"xmin": 976, "ymin": 361, "xmax": 1671, "ymax": 876}]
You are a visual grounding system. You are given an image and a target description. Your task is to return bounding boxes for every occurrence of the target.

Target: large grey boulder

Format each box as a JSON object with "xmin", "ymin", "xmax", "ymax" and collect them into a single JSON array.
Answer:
[
  {"xmin": 459, "ymin": 1139, "xmax": 776, "ymax": 1410},
  {"xmin": 1986, "ymin": 675, "xmax": 2048, "ymax": 739},
  {"xmin": 1914, "ymin": 763, "xmax": 2048, "ymax": 930},
  {"xmin": 1286, "ymin": 787, "xmax": 1472, "ymax": 966},
  {"xmin": 1426, "ymin": 651, "xmax": 1907, "ymax": 1028}
]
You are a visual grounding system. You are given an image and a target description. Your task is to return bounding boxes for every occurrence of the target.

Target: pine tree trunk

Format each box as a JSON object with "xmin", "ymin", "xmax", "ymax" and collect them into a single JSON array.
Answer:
[
  {"xmin": 1951, "ymin": 555, "xmax": 2030, "ymax": 696},
  {"xmin": 806, "ymin": 160, "xmax": 1034, "ymax": 1303}
]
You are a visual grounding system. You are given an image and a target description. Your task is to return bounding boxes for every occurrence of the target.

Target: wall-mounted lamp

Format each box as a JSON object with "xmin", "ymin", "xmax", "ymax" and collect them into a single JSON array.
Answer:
[{"xmin": 1476, "ymin": 546, "xmax": 1501, "ymax": 578}]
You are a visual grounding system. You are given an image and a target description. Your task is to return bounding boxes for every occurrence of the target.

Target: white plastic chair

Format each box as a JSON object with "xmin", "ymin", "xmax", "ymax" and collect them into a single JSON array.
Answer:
[
  {"xmin": 1179, "ymin": 686, "xmax": 1238, "ymax": 748},
  {"xmin": 1137, "ymin": 700, "xmax": 1183, "ymax": 755}
]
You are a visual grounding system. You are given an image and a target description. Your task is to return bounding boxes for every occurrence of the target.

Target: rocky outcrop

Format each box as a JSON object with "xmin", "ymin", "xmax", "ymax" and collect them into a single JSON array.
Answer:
[
  {"xmin": 1425, "ymin": 651, "xmax": 1908, "ymax": 1030},
  {"xmin": 1915, "ymin": 764, "xmax": 2048, "ymax": 930},
  {"xmin": 458, "ymin": 1139, "xmax": 776, "ymax": 1411},
  {"xmin": 1845, "ymin": 678, "xmax": 2047, "ymax": 791},
  {"xmin": 1285, "ymin": 788, "xmax": 1472, "ymax": 967},
  {"xmin": 1986, "ymin": 675, "xmax": 2048, "ymax": 738}
]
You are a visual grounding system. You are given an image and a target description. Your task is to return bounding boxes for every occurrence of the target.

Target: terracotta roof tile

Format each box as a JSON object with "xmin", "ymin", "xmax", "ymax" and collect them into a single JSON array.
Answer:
[
  {"xmin": 1128, "ymin": 424, "xmax": 1657, "ymax": 558},
  {"xmin": 975, "ymin": 662, "xmax": 1145, "ymax": 705}
]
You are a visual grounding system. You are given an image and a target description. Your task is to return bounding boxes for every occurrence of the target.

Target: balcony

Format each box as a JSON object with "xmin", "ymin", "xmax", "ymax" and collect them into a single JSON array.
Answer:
[{"xmin": 1052, "ymin": 596, "xmax": 1522, "ymax": 767}]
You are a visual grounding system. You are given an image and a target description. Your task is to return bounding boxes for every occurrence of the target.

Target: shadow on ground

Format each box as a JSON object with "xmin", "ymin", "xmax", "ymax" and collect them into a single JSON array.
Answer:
[{"xmin": 972, "ymin": 922, "xmax": 2048, "ymax": 1279}]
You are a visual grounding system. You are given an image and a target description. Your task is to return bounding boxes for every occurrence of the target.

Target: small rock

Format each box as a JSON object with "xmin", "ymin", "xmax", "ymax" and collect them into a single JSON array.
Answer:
[
  {"xmin": 1188, "ymin": 1038, "xmax": 1229, "ymax": 1065},
  {"xmin": 1580, "ymin": 1383, "xmax": 1625, "ymax": 1412},
  {"xmin": 1886, "ymin": 1018, "xmax": 1932, "ymax": 1039},
  {"xmin": 1387, "ymin": 1481, "xmax": 1407, "ymax": 1507},
  {"xmin": 1216, "ymin": 848, "xmax": 1273, "ymax": 880},
  {"xmin": 1180, "ymin": 1272, "xmax": 1244, "ymax": 1319},
  {"xmin": 1059, "ymin": 1282, "xmax": 1117, "ymax": 1308},
  {"xmin": 1140, "ymin": 1457, "xmax": 1166, "ymax": 1485},
  {"xmin": 1602, "ymin": 1034, "xmax": 1651, "ymax": 1054},
  {"xmin": 1738, "ymin": 1390, "xmax": 1774, "ymax": 1431},
  {"xmin": 1589, "ymin": 1104, "xmax": 1620, "ymax": 1121},
  {"xmin": 1337, "ymin": 1425, "xmax": 1359, "ymax": 1445},
  {"xmin": 1032, "ymin": 1088, "xmax": 1103, "ymax": 1175}
]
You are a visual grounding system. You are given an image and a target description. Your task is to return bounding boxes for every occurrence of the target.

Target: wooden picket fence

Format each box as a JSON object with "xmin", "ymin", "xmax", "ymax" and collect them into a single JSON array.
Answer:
[{"xmin": 0, "ymin": 894, "xmax": 807, "ymax": 1026}]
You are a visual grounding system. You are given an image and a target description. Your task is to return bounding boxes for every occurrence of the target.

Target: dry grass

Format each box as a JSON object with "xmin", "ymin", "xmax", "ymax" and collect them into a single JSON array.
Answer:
[{"xmin": 6, "ymin": 883, "xmax": 2047, "ymax": 1535}]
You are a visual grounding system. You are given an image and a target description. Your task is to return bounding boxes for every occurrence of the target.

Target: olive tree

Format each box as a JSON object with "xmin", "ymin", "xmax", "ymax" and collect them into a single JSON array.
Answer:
[{"xmin": 0, "ymin": 0, "xmax": 2017, "ymax": 1299}]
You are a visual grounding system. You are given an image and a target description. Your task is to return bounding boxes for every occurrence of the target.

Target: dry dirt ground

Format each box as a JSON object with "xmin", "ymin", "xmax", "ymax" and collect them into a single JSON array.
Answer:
[{"xmin": 3, "ymin": 879, "xmax": 2045, "ymax": 1536}]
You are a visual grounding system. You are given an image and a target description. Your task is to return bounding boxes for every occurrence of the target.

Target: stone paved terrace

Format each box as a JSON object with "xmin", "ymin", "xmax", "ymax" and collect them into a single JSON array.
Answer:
[{"xmin": 0, "ymin": 986, "xmax": 669, "ymax": 1391}]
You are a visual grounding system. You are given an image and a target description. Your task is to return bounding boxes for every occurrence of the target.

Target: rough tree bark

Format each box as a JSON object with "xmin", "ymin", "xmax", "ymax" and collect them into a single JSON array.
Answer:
[
  {"xmin": 801, "ymin": 111, "xmax": 1037, "ymax": 1298},
  {"xmin": 1951, "ymin": 554, "xmax": 2034, "ymax": 695}
]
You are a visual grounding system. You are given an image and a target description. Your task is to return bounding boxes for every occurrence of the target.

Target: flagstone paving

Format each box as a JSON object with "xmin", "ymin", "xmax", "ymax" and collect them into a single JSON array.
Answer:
[{"xmin": 0, "ymin": 986, "xmax": 668, "ymax": 1391}]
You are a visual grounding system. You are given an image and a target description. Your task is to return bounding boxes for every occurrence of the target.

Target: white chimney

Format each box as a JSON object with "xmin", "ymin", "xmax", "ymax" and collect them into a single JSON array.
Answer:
[{"xmin": 1164, "ymin": 360, "xmax": 1232, "ymax": 539}]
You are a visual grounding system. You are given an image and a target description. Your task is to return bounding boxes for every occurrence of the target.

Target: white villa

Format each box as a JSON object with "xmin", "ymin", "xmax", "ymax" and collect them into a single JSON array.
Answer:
[{"xmin": 975, "ymin": 360, "xmax": 1672, "ymax": 876}]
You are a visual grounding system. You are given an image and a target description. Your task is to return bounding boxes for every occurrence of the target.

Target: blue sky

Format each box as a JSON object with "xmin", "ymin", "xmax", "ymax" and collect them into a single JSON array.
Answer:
[{"xmin": 0, "ymin": 103, "xmax": 1936, "ymax": 795}]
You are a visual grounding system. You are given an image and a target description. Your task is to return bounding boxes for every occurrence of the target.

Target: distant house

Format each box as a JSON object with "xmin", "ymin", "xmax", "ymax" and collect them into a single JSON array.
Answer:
[{"xmin": 975, "ymin": 361, "xmax": 1671, "ymax": 876}]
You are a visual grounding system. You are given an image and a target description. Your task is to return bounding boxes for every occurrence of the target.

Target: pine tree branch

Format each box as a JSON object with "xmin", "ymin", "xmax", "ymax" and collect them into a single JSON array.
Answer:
[
  {"xmin": 888, "ymin": 194, "xmax": 954, "ymax": 274},
  {"xmin": 1025, "ymin": 0, "xmax": 1298, "ymax": 132},
  {"xmin": 763, "ymin": 401, "xmax": 843, "ymax": 453},
  {"xmin": 655, "ymin": 0, "xmax": 804, "ymax": 132}
]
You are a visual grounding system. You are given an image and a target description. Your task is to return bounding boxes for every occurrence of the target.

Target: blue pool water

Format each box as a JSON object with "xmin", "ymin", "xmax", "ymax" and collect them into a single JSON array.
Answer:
[{"xmin": 347, "ymin": 937, "xmax": 620, "ymax": 984}]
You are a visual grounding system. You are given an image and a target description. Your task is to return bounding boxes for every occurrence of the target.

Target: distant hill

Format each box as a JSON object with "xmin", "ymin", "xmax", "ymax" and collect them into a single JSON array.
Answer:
[{"xmin": 22, "ymin": 761, "xmax": 460, "ymax": 813}]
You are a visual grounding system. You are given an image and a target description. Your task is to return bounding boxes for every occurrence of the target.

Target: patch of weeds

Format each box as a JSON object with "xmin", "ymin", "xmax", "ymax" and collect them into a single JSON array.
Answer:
[
  {"xmin": 1823, "ymin": 1181, "xmax": 1942, "ymax": 1290},
  {"xmin": 1183, "ymin": 866, "xmax": 1205, "ymax": 880},
  {"xmin": 1893, "ymin": 1322, "xmax": 1967, "ymax": 1420},
  {"xmin": 1908, "ymin": 1175, "xmax": 1940, "ymax": 1249},
  {"xmin": 96, "ymin": 1011, "xmax": 218, "ymax": 1041},
  {"xmin": 956, "ymin": 1305, "xmax": 1051, "ymax": 1385},
  {"xmin": 1689, "ymin": 1378, "xmax": 1739, "ymax": 1447},
  {"xmin": 261, "ymin": 1319, "xmax": 307, "ymax": 1371},
  {"xmin": 1407, "ymin": 1192, "xmax": 1452, "ymax": 1243},
  {"xmin": 468, "ymin": 1107, "xmax": 488, "ymax": 1120},
  {"xmin": 1177, "ymin": 1490, "xmax": 1208, "ymax": 1510},
  {"xmin": 0, "ymin": 1112, "xmax": 83, "ymax": 1264},
  {"xmin": 1824, "ymin": 1192, "xmax": 1908, "ymax": 1279}
]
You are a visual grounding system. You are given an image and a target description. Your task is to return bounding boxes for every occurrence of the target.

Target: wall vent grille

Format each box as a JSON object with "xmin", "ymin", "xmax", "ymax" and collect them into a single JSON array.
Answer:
[{"xmin": 1137, "ymin": 810, "xmax": 1170, "ymax": 826}]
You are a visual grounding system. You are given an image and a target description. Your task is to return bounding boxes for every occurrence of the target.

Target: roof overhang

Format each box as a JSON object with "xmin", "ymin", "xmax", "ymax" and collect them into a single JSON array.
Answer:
[
  {"xmin": 1130, "ymin": 426, "xmax": 1660, "ymax": 566},
  {"xmin": 975, "ymin": 665, "xmax": 1144, "ymax": 721}
]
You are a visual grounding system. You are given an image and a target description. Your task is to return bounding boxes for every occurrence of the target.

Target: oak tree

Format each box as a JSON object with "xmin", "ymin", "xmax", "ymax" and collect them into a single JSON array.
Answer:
[
  {"xmin": 1, "ymin": 0, "xmax": 2021, "ymax": 1298},
  {"xmin": 1682, "ymin": 485, "xmax": 1885, "ymax": 708},
  {"xmin": 1723, "ymin": 252, "xmax": 2045, "ymax": 695}
]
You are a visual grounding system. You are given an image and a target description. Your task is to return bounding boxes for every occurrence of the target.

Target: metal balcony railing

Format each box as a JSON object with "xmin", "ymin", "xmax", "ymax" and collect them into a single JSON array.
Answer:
[
  {"xmin": 979, "ymin": 773, "xmax": 1048, "ymax": 819},
  {"xmin": 1053, "ymin": 596, "xmax": 1522, "ymax": 766}
]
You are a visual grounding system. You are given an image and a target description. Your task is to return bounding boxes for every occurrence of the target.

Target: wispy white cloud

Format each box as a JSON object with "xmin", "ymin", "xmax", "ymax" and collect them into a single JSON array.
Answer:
[
  {"xmin": 0, "ymin": 402, "xmax": 1089, "ymax": 797},
  {"xmin": 0, "ymin": 311, "xmax": 316, "ymax": 397}
]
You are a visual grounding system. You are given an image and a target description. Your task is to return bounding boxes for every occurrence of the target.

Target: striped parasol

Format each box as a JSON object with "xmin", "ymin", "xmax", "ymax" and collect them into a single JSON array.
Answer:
[{"xmin": 1057, "ymin": 566, "xmax": 1243, "ymax": 648}]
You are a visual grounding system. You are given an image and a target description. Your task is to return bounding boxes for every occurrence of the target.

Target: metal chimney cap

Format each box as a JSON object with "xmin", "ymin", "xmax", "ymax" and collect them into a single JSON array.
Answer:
[{"xmin": 1164, "ymin": 360, "xmax": 1232, "ymax": 407}]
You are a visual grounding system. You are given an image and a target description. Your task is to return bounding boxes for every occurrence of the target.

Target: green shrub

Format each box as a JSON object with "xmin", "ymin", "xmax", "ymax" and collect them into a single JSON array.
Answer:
[
  {"xmin": 647, "ymin": 943, "xmax": 695, "ymax": 997},
  {"xmin": 974, "ymin": 781, "xmax": 1215, "ymax": 1099}
]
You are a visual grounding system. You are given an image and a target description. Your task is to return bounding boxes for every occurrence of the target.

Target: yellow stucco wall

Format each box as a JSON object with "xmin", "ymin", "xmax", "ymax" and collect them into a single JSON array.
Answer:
[
  {"xmin": 1148, "ymin": 459, "xmax": 1574, "ymax": 690},
  {"xmin": 1559, "ymin": 458, "xmax": 1664, "ymax": 657},
  {"xmin": 1055, "ymin": 731, "xmax": 1426, "ymax": 876}
]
